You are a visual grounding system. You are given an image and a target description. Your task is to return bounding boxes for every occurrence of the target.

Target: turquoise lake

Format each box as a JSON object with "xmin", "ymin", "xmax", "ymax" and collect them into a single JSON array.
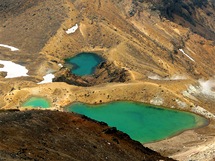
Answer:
[
  {"xmin": 66, "ymin": 101, "xmax": 208, "ymax": 143},
  {"xmin": 65, "ymin": 52, "xmax": 104, "ymax": 76},
  {"xmin": 22, "ymin": 97, "xmax": 50, "ymax": 108}
]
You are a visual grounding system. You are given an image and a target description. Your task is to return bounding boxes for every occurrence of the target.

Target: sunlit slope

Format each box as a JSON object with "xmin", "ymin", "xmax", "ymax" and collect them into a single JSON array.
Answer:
[{"xmin": 0, "ymin": 0, "xmax": 214, "ymax": 79}]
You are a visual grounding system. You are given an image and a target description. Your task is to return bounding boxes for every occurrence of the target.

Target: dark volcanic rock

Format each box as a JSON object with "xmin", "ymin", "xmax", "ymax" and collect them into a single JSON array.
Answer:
[
  {"xmin": 0, "ymin": 110, "xmax": 175, "ymax": 161},
  {"xmin": 94, "ymin": 61, "xmax": 130, "ymax": 83},
  {"xmin": 53, "ymin": 62, "xmax": 131, "ymax": 86},
  {"xmin": 53, "ymin": 68, "xmax": 91, "ymax": 87},
  {"xmin": 138, "ymin": 0, "xmax": 215, "ymax": 40}
]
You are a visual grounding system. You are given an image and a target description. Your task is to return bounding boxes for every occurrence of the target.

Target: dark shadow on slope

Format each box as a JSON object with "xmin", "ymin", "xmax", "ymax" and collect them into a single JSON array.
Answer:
[{"xmin": 130, "ymin": 0, "xmax": 215, "ymax": 40}]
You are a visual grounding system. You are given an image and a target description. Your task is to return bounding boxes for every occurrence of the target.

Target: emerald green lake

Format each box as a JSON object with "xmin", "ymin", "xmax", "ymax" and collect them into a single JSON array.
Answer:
[
  {"xmin": 22, "ymin": 97, "xmax": 50, "ymax": 109},
  {"xmin": 65, "ymin": 52, "xmax": 104, "ymax": 76},
  {"xmin": 66, "ymin": 102, "xmax": 208, "ymax": 143}
]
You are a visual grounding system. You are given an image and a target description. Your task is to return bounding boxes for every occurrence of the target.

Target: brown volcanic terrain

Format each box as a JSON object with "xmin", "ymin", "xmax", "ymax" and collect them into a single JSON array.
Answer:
[
  {"xmin": 0, "ymin": 110, "xmax": 174, "ymax": 161},
  {"xmin": 0, "ymin": 0, "xmax": 215, "ymax": 160}
]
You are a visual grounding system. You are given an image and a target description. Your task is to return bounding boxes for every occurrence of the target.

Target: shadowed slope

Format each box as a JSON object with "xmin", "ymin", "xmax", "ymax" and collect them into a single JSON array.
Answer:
[{"xmin": 0, "ymin": 110, "xmax": 174, "ymax": 161}]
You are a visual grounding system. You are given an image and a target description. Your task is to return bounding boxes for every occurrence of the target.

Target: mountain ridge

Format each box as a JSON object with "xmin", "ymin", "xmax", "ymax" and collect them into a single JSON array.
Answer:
[{"xmin": 0, "ymin": 0, "xmax": 215, "ymax": 160}]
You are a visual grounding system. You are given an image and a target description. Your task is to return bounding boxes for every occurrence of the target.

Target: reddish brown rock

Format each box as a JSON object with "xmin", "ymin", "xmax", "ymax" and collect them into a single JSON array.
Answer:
[{"xmin": 0, "ymin": 110, "xmax": 174, "ymax": 161}]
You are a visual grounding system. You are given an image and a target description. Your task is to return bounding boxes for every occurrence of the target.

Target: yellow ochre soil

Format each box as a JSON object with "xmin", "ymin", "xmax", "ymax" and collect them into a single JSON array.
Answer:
[{"xmin": 0, "ymin": 0, "xmax": 215, "ymax": 160}]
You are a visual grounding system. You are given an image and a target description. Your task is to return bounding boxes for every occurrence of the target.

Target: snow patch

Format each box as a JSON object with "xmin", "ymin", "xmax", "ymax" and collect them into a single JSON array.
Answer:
[
  {"xmin": 170, "ymin": 74, "xmax": 188, "ymax": 80},
  {"xmin": 150, "ymin": 96, "xmax": 164, "ymax": 106},
  {"xmin": 0, "ymin": 60, "xmax": 28, "ymax": 78},
  {"xmin": 0, "ymin": 44, "xmax": 19, "ymax": 51},
  {"xmin": 66, "ymin": 24, "xmax": 78, "ymax": 34},
  {"xmin": 198, "ymin": 79, "xmax": 215, "ymax": 96},
  {"xmin": 179, "ymin": 49, "xmax": 195, "ymax": 62},
  {"xmin": 38, "ymin": 73, "xmax": 55, "ymax": 84},
  {"xmin": 148, "ymin": 74, "xmax": 187, "ymax": 80},
  {"xmin": 175, "ymin": 99, "xmax": 187, "ymax": 108},
  {"xmin": 58, "ymin": 63, "xmax": 63, "ymax": 68},
  {"xmin": 182, "ymin": 90, "xmax": 199, "ymax": 101},
  {"xmin": 183, "ymin": 79, "xmax": 215, "ymax": 100},
  {"xmin": 148, "ymin": 74, "xmax": 162, "ymax": 80}
]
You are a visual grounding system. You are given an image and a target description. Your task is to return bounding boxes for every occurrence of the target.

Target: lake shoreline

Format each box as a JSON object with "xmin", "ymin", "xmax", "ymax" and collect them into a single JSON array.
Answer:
[
  {"xmin": 66, "ymin": 101, "xmax": 208, "ymax": 143},
  {"xmin": 1, "ymin": 81, "xmax": 215, "ymax": 160}
]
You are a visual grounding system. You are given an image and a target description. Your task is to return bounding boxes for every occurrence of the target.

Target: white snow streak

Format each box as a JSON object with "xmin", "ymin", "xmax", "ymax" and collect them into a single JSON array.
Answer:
[
  {"xmin": 184, "ymin": 79, "xmax": 215, "ymax": 100},
  {"xmin": 58, "ymin": 64, "xmax": 63, "ymax": 68},
  {"xmin": 198, "ymin": 79, "xmax": 215, "ymax": 96},
  {"xmin": 66, "ymin": 24, "xmax": 78, "ymax": 34},
  {"xmin": 0, "ymin": 60, "xmax": 28, "ymax": 78},
  {"xmin": 0, "ymin": 44, "xmax": 19, "ymax": 51},
  {"xmin": 148, "ymin": 74, "xmax": 162, "ymax": 80},
  {"xmin": 37, "ymin": 74, "xmax": 55, "ymax": 84},
  {"xmin": 179, "ymin": 49, "xmax": 195, "ymax": 62},
  {"xmin": 148, "ymin": 74, "xmax": 187, "ymax": 80}
]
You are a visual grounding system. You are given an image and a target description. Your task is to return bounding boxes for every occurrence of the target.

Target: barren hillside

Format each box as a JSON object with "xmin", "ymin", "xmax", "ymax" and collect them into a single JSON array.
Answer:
[{"xmin": 0, "ymin": 0, "xmax": 215, "ymax": 160}]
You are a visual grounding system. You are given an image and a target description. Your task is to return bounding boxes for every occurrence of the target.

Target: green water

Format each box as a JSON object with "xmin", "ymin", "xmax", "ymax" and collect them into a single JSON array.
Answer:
[
  {"xmin": 22, "ymin": 97, "xmax": 50, "ymax": 109},
  {"xmin": 66, "ymin": 102, "xmax": 208, "ymax": 143},
  {"xmin": 65, "ymin": 52, "xmax": 104, "ymax": 76}
]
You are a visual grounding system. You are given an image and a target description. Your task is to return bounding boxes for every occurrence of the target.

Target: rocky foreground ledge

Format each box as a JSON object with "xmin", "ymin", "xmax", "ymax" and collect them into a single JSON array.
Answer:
[{"xmin": 0, "ymin": 110, "xmax": 174, "ymax": 161}]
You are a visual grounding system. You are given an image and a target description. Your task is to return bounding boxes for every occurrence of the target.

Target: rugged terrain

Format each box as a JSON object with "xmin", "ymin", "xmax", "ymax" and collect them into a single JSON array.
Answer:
[
  {"xmin": 0, "ymin": 110, "xmax": 173, "ymax": 161},
  {"xmin": 0, "ymin": 0, "xmax": 215, "ymax": 160}
]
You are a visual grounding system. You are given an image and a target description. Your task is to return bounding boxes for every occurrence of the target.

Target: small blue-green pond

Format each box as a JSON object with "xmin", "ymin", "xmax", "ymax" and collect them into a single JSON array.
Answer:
[
  {"xmin": 65, "ymin": 101, "xmax": 208, "ymax": 143},
  {"xmin": 65, "ymin": 52, "xmax": 104, "ymax": 76},
  {"xmin": 22, "ymin": 97, "xmax": 50, "ymax": 109}
]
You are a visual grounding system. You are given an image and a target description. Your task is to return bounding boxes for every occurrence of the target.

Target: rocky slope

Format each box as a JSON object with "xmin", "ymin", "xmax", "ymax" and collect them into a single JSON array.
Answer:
[
  {"xmin": 145, "ymin": 0, "xmax": 215, "ymax": 40},
  {"xmin": 0, "ymin": 110, "xmax": 173, "ymax": 161},
  {"xmin": 0, "ymin": 0, "xmax": 215, "ymax": 160},
  {"xmin": 53, "ymin": 61, "xmax": 131, "ymax": 86},
  {"xmin": 1, "ymin": 0, "xmax": 215, "ymax": 79}
]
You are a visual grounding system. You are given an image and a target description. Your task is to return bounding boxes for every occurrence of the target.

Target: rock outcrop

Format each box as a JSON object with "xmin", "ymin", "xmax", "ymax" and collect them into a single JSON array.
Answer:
[
  {"xmin": 53, "ymin": 61, "xmax": 131, "ymax": 86},
  {"xmin": 129, "ymin": 0, "xmax": 215, "ymax": 40}
]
